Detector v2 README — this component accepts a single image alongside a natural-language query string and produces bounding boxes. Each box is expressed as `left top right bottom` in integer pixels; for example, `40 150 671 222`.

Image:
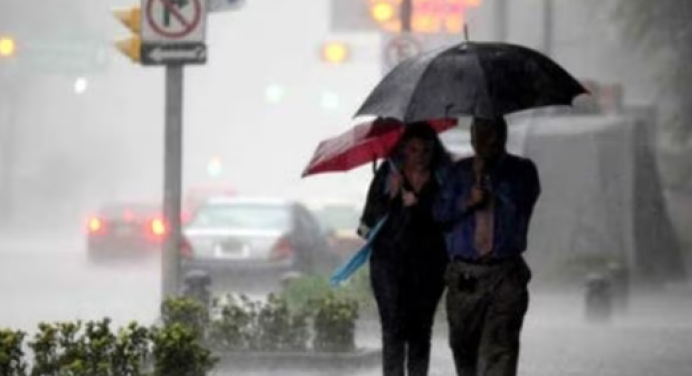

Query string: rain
0 1 691 376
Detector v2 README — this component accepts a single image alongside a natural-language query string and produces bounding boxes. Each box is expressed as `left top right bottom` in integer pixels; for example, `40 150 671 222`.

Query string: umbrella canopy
302 118 456 178
356 41 588 122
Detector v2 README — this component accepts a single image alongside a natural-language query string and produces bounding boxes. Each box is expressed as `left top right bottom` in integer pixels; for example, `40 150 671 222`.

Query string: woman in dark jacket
359 121 450 376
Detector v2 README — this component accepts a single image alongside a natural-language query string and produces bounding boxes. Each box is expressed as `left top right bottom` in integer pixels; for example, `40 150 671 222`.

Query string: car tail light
270 236 295 260
150 218 167 237
88 217 104 233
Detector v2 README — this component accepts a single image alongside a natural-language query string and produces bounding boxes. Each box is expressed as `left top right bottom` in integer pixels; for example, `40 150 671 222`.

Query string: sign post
140 0 207 300
113 0 245 305
162 64 184 300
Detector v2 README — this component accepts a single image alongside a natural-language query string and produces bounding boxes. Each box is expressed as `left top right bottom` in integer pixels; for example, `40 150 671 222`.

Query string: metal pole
542 0 554 57
401 0 412 33
0 76 17 227
162 64 184 301
495 0 508 42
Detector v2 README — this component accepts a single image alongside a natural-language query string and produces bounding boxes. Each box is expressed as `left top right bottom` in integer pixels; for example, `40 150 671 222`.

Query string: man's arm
493 158 541 217
523 158 541 217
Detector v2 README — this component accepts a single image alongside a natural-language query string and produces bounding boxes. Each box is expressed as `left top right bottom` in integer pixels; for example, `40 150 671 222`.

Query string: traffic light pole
162 64 184 299
495 0 508 42
401 0 412 32
0 68 18 227
542 0 554 57
0 94 16 226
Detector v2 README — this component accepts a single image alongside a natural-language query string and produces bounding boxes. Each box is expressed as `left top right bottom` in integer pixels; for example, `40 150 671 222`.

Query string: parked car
304 198 366 259
86 203 166 262
181 196 341 292
182 185 237 223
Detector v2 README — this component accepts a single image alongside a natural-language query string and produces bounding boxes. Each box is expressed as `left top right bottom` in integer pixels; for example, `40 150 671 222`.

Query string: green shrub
311 291 359 352
280 271 375 316
28 322 62 376
208 293 310 352
160 297 209 340
208 289 359 353
0 329 28 376
14 311 214 376
3 287 365 376
208 294 255 351
150 323 216 376
111 322 150 376
255 293 310 352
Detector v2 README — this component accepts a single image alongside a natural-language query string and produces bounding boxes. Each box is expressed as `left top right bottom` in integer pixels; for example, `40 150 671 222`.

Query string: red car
86 203 166 262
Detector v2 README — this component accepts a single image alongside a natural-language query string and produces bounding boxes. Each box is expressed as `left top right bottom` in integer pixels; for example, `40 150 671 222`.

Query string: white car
181 196 340 292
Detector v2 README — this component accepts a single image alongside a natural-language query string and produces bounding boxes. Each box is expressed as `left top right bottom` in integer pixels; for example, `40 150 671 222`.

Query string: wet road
0 232 161 331
1 232 691 376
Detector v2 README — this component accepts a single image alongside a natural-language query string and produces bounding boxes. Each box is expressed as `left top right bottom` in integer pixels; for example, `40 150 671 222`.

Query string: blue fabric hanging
330 215 388 287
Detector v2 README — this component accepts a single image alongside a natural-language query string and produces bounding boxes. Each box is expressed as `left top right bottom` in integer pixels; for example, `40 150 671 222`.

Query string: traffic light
330 0 483 34
112 6 142 62
0 36 16 58
369 0 399 32
371 1 396 23
74 77 89 95
320 91 341 111
320 41 350 65
207 157 223 177
265 84 286 104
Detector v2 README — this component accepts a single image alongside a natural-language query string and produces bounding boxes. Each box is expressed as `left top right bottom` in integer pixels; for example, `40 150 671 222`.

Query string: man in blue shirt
434 117 541 376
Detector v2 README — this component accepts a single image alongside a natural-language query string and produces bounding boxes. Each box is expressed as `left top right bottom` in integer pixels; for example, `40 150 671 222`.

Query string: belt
452 255 519 266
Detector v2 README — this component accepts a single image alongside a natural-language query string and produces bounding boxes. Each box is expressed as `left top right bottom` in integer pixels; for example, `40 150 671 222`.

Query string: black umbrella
355 41 588 122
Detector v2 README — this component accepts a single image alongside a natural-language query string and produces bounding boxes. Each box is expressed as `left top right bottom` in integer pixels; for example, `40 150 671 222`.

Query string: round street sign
384 34 423 70
146 0 203 39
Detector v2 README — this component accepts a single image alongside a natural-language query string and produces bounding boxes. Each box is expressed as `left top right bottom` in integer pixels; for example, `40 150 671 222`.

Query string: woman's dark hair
392 121 451 170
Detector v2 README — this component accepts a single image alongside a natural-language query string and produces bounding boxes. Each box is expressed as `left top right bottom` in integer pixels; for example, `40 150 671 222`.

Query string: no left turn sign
142 0 207 43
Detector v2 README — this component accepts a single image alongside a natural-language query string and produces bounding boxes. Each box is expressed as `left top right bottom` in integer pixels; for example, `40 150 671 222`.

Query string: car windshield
187 203 291 231
315 206 360 230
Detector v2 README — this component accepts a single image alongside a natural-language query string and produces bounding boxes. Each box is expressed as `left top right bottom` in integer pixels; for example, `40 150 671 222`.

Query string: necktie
474 176 494 258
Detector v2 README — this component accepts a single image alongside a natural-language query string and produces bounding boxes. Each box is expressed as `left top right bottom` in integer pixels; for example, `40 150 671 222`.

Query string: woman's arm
358 162 397 238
